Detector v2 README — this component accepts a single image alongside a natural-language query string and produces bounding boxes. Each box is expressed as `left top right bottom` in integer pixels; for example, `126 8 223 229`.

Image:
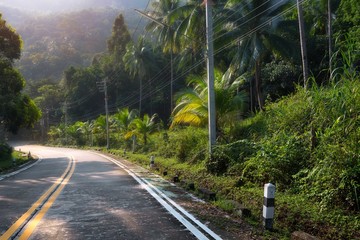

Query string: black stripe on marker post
263 183 276 230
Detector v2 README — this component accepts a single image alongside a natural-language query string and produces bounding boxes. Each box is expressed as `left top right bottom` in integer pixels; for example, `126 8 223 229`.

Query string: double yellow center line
0 156 76 240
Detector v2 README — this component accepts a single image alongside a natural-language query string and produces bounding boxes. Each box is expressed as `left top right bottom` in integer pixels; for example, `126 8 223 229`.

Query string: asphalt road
0 145 222 240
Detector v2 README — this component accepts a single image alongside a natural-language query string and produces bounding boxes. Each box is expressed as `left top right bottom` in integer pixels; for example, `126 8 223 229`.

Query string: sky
0 0 149 13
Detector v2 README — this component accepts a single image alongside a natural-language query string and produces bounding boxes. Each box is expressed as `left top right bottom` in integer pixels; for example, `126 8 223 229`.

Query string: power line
59 0 306 124
63 0 293 111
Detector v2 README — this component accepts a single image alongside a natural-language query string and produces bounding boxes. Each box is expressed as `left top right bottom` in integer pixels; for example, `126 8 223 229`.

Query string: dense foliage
0 14 41 135
0 142 13 163
2 0 359 238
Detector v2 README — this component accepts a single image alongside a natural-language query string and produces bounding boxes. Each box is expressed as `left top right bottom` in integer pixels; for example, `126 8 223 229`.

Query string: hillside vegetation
2 0 360 238
122 76 360 239
0 6 145 82
51 73 360 238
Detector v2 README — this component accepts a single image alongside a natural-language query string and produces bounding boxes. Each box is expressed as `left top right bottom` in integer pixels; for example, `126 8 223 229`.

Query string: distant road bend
0 144 222 240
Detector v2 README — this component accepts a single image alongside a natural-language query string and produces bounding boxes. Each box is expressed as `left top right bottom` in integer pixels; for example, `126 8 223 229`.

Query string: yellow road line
19 158 76 239
0 157 74 240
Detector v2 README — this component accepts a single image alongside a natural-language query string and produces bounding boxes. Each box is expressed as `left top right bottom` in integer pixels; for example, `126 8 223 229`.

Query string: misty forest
1 0 360 238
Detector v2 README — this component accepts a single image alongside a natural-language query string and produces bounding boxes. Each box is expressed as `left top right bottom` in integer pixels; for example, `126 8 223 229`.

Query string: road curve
0 145 222 240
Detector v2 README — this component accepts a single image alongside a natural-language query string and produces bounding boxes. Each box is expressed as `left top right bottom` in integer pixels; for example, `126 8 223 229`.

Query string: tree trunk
144 133 147 145
139 78 142 114
249 77 254 112
297 0 309 89
255 60 263 110
0 123 5 142
328 0 333 80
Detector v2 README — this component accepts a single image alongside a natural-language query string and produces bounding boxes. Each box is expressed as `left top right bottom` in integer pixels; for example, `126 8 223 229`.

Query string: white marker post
263 183 276 230
150 156 155 169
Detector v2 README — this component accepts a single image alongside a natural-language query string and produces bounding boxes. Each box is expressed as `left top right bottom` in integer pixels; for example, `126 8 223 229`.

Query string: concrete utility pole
97 78 110 149
205 0 216 155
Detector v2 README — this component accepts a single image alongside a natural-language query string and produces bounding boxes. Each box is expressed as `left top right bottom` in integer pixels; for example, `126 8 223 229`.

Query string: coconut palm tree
127 114 160 145
297 0 309 88
48 124 66 143
112 108 139 132
123 37 161 114
146 0 181 54
217 0 295 109
92 115 107 146
144 0 182 112
65 121 88 146
76 121 93 146
166 0 207 71
171 69 247 135
111 108 139 145
305 0 340 80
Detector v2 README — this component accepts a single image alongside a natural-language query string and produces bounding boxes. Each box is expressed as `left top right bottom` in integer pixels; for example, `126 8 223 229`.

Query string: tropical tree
112 108 139 131
297 0 309 88
146 0 181 54
166 0 207 71
65 121 85 146
67 121 94 146
128 114 160 145
0 14 22 62
62 65 104 122
48 124 66 144
0 15 41 136
334 0 360 71
123 37 162 114
171 69 247 138
107 14 131 65
92 115 107 146
217 0 296 110
111 108 139 145
145 0 183 113
306 0 340 72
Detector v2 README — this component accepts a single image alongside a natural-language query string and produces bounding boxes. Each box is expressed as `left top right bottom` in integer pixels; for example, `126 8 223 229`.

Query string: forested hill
0 5 146 82
0 0 149 13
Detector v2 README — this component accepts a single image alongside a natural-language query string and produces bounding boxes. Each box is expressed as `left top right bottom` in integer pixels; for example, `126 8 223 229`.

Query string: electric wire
61 0 306 124
60 0 287 110
99 0 302 112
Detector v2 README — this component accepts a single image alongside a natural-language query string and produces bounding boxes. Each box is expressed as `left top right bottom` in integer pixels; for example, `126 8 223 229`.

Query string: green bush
262 60 301 101
0 142 13 162
206 140 256 175
241 131 310 190
232 79 360 210
155 127 208 162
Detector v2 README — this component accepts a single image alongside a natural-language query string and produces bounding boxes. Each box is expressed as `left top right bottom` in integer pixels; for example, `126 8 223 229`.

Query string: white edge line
94 152 213 240
142 177 222 240
0 156 43 181
102 155 220 239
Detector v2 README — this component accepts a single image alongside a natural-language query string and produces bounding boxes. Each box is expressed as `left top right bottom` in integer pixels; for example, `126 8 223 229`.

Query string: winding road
0 144 222 240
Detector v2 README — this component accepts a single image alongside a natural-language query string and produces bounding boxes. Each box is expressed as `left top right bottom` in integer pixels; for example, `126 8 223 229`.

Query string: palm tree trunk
0 122 5 142
255 60 263 110
144 133 147 145
149 79 153 115
328 0 333 80
139 78 142 114
297 0 309 89
249 78 254 112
